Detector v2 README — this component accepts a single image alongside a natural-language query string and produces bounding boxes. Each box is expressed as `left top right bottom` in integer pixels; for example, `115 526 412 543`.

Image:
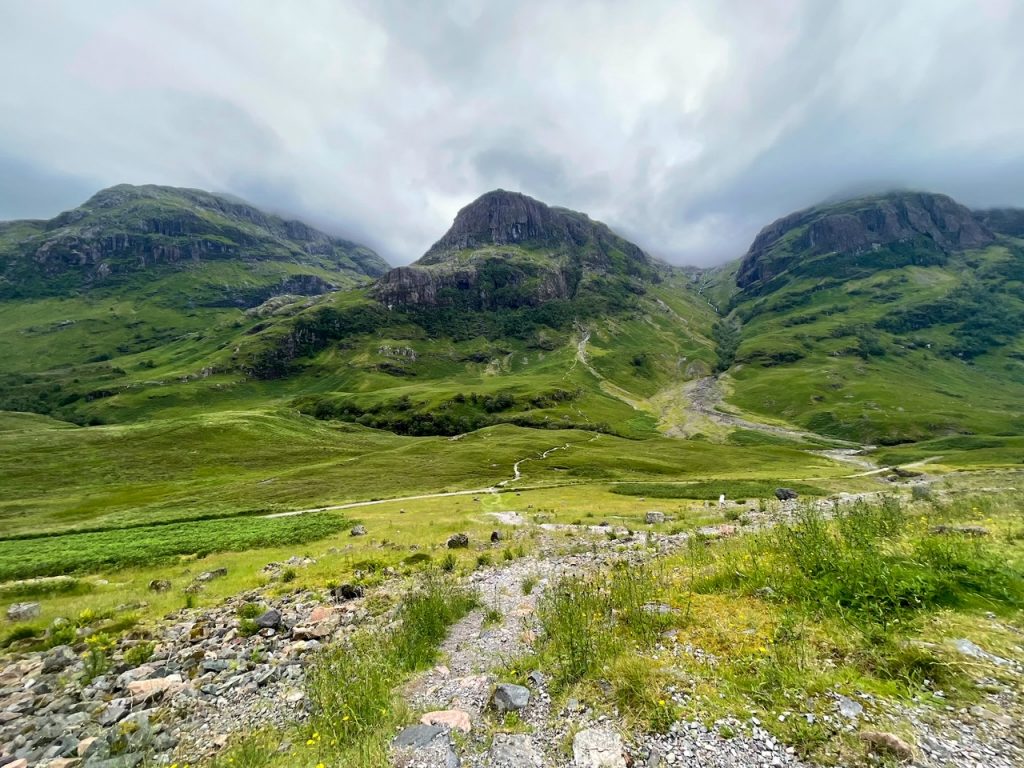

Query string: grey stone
572 727 626 767
97 698 131 727
195 568 227 582
255 609 281 629
392 724 444 749
447 533 469 549
491 683 530 714
6 602 40 622
488 733 544 767
645 511 665 524
147 579 172 592
774 488 798 501
42 645 78 673
350 525 367 537
836 695 863 719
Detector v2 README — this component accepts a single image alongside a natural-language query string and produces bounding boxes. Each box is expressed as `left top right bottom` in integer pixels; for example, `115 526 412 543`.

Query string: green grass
611 480 827 500
523 494 1024 761
0 512 353 581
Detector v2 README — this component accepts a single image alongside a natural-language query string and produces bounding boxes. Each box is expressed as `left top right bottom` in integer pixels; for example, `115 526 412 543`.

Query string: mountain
715 191 1024 447
0 184 387 421
0 184 387 301
373 190 658 311
736 191 994 291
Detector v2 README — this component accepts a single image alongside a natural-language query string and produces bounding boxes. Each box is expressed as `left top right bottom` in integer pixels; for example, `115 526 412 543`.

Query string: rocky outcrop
373 189 654 309
737 192 995 289
373 260 571 309
420 190 646 265
975 207 1024 238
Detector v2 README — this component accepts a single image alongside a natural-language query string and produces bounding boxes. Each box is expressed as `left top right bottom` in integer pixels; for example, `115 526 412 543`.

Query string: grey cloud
1 0 1023 266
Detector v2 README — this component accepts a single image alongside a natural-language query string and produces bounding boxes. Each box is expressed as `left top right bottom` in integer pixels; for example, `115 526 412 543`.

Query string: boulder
447 533 469 549
42 644 78 673
255 609 281 630
331 584 364 601
350 525 367 537
6 601 40 621
491 683 530 714
147 579 172 592
393 724 445 749
490 530 503 543
572 727 627 768
774 488 798 501
195 568 227 582
644 511 665 524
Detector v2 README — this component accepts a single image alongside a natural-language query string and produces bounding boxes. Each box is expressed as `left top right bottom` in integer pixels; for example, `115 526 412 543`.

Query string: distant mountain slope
0 184 387 300
717 191 1024 445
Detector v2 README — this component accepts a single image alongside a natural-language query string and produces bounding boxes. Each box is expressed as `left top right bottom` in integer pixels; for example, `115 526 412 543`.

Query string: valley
0 185 1022 768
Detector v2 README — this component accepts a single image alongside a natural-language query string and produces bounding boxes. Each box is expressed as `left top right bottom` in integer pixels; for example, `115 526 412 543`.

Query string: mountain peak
419 189 612 265
737 190 995 290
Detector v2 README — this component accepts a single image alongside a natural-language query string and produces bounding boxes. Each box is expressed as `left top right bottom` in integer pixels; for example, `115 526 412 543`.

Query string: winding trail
264 436 596 519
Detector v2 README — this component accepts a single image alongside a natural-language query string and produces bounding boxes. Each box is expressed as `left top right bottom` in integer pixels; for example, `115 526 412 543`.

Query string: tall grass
536 563 670 690
303 573 477 765
694 497 1024 631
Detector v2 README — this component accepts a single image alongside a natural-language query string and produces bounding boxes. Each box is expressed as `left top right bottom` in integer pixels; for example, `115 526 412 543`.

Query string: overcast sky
2 0 1023 266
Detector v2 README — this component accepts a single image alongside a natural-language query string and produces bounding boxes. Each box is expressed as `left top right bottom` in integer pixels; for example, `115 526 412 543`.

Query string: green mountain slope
715 191 1024 447
0 185 388 421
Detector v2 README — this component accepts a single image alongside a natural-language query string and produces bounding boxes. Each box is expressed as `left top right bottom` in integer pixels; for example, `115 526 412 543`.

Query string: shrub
124 641 155 668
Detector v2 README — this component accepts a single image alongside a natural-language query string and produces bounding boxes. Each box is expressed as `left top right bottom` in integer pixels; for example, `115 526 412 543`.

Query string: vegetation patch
0 513 353 581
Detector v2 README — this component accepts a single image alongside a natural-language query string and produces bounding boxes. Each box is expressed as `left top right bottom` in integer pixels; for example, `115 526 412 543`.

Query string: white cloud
1 0 1022 265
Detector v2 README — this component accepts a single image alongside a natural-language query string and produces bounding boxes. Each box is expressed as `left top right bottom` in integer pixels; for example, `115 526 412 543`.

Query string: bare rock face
737 192 995 289
419 190 619 262
372 189 654 309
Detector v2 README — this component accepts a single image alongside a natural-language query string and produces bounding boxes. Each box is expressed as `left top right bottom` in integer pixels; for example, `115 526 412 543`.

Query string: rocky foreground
1 509 1022 768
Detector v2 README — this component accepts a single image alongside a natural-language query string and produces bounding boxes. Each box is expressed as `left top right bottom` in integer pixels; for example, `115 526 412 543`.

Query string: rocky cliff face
420 189 645 264
737 192 995 289
975 207 1024 238
375 190 652 309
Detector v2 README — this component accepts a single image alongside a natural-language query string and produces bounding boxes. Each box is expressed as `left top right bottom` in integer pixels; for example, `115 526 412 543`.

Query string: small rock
126 674 184 703
350 525 367 537
6 602 40 621
255 609 281 629
447 533 469 549
42 645 78 673
859 731 913 762
195 568 227 582
491 683 530 714
392 724 445 748
488 733 544 767
774 488 798 501
147 579 171 592
836 694 863 719
645 511 665 524
572 727 627 767
332 584 364 601
420 709 472 733
490 530 503 543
